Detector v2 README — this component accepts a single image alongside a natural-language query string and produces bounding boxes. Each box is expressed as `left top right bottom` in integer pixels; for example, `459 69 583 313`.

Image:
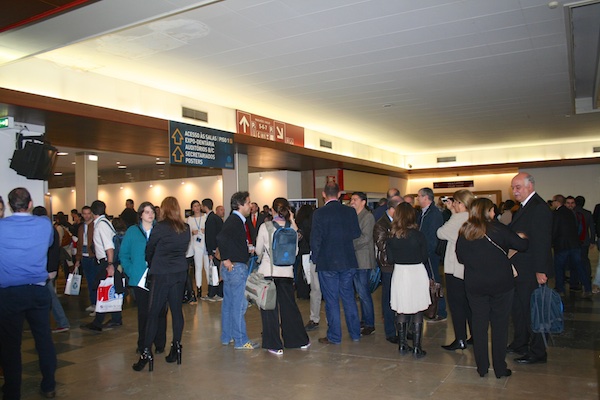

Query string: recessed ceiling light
118 165 127 169
57 152 68 156
71 162 76 165
156 161 165 165
116 161 121 164
53 172 63 176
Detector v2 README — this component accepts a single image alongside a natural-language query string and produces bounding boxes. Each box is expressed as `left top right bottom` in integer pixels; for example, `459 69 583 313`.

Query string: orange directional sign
169 121 234 169
236 110 304 147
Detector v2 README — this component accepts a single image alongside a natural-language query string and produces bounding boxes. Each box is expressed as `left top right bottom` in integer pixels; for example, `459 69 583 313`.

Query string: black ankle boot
165 341 182 364
132 348 154 372
412 323 426 359
397 322 413 354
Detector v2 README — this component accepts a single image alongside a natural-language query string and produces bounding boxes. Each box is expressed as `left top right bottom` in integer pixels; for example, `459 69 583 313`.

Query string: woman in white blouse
437 189 475 351
255 197 310 355
186 200 209 301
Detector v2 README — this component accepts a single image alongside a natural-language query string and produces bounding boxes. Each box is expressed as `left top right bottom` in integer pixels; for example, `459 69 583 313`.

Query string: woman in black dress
456 198 528 378
133 197 190 371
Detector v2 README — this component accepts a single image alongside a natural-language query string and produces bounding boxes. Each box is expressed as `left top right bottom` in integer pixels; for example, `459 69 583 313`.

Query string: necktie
245 221 252 245
252 213 257 227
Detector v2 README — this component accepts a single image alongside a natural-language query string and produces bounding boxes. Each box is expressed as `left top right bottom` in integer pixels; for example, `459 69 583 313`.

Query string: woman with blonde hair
437 189 475 351
133 197 190 371
386 202 430 358
456 198 528 378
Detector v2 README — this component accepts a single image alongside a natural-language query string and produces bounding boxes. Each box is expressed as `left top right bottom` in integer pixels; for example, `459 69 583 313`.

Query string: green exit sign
0 116 14 129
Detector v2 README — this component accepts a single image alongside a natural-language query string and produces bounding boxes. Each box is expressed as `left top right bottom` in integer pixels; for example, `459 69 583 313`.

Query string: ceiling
1 0 600 183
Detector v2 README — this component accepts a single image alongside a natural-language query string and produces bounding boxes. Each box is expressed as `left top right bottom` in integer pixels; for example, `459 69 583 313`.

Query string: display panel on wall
289 198 318 211
169 121 234 169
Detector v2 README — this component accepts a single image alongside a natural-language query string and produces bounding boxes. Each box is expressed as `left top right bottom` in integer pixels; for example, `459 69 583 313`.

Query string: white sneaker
89 311 96 317
213 295 223 302
85 305 95 312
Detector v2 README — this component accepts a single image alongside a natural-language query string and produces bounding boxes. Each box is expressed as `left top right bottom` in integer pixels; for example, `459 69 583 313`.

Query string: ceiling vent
593 147 600 153
437 156 456 163
320 139 332 149
182 107 208 122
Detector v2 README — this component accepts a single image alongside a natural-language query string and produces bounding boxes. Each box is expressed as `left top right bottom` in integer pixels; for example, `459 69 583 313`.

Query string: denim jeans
554 248 591 293
47 279 69 328
221 262 250 346
81 256 99 305
319 269 360 343
353 269 375 327
0 284 57 399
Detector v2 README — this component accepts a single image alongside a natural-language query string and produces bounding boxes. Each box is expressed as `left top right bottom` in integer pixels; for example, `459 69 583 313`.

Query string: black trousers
260 278 309 350
133 286 167 352
144 270 187 348
445 274 472 341
511 277 546 357
468 289 513 376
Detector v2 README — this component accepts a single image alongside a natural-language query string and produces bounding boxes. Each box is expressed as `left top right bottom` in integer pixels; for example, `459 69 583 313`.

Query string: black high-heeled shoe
165 341 182 364
496 369 512 379
132 348 154 372
441 339 467 351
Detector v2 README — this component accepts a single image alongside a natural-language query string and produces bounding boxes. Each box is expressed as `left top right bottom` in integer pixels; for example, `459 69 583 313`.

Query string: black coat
145 221 190 275
509 193 553 280
456 221 528 296
204 211 224 257
217 213 249 264
552 206 580 251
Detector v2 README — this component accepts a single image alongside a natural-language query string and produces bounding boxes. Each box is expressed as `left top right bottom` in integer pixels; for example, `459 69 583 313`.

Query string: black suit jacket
509 192 553 280
145 221 191 275
552 206 580 251
310 200 361 271
204 211 223 257
373 213 393 273
245 212 265 245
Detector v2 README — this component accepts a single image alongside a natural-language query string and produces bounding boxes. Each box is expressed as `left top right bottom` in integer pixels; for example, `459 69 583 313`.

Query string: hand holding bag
64 267 82 295
245 222 278 310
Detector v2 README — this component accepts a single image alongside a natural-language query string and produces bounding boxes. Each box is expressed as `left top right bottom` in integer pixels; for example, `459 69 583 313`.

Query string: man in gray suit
350 192 376 336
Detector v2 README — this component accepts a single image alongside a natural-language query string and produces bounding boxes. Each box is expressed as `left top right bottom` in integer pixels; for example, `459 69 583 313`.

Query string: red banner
236 110 304 147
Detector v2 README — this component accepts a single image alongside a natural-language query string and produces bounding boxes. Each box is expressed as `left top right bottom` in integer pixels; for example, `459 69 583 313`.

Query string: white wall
0 125 48 216
49 171 302 217
525 165 600 208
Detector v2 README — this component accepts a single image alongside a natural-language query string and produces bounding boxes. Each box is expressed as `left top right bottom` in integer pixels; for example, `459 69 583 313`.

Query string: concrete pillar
75 152 98 210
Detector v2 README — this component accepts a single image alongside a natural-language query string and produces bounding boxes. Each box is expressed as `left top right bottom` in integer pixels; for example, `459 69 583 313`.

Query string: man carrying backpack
81 200 123 332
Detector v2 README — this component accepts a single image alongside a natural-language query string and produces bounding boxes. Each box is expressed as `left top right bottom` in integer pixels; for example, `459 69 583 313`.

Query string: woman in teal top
120 201 167 354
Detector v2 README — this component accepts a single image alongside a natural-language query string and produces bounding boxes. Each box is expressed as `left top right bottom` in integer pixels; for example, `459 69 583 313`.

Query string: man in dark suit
202 198 224 300
373 195 403 343
508 172 553 364
416 187 446 321
311 182 361 344
245 202 265 245
574 196 595 292
551 195 592 296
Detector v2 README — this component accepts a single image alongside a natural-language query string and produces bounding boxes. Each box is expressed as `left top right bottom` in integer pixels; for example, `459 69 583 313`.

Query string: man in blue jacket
0 187 56 399
311 182 361 344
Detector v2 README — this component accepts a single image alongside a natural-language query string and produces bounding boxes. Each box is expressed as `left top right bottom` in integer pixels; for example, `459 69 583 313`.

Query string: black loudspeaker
10 141 58 180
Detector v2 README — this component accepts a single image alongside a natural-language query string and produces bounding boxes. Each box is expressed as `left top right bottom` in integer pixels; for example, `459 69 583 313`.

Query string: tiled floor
14 256 600 400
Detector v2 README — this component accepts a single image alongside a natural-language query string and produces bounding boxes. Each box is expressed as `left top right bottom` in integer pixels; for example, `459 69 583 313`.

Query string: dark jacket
310 200 361 271
120 207 138 228
75 221 95 262
456 221 528 296
509 192 553 280
373 213 393 273
204 211 223 258
417 204 444 267
552 206 580 251
145 221 190 275
245 212 265 245
47 228 61 273
217 212 250 264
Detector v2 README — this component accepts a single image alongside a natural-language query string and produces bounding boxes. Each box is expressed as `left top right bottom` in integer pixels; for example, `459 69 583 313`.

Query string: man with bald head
508 172 552 365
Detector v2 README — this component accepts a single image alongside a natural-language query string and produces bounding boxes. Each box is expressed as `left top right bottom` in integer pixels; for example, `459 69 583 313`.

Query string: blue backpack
265 221 298 266
531 284 564 346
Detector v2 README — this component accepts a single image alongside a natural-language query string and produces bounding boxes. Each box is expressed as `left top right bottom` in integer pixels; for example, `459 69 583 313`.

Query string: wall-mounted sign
0 116 14 129
433 180 474 189
236 110 304 147
169 121 234 169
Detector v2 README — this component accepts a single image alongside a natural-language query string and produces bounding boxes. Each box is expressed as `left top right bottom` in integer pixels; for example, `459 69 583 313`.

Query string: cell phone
441 196 453 202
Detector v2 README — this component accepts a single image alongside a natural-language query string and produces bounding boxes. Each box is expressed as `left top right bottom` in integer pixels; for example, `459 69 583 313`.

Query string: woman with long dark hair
121 202 167 355
387 202 430 358
255 197 310 355
456 198 528 378
133 197 190 371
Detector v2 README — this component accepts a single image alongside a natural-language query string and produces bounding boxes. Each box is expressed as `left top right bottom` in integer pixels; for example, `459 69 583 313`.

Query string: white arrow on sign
276 126 284 140
239 116 250 133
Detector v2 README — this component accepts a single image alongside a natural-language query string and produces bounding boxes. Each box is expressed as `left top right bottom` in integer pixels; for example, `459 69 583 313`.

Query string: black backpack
100 219 123 267
265 221 298 266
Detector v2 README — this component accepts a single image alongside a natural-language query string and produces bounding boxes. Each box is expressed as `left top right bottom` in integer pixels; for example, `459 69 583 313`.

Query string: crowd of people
1 170 600 397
